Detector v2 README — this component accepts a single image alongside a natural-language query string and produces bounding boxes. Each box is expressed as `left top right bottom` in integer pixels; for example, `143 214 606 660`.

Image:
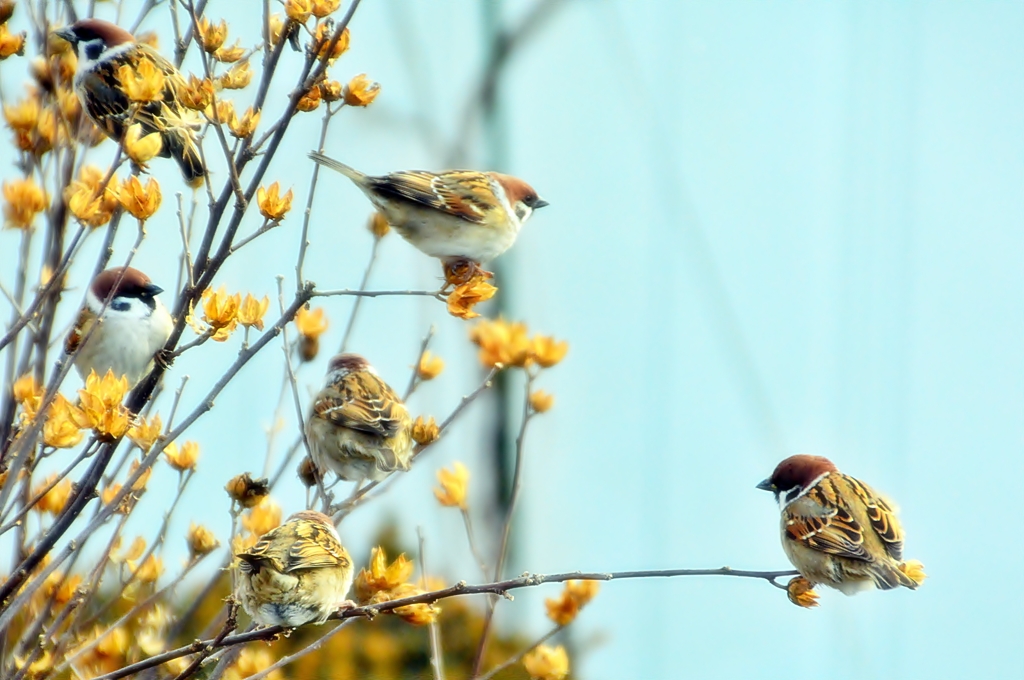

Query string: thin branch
478 625 562 680
338 238 381 353
94 566 798 680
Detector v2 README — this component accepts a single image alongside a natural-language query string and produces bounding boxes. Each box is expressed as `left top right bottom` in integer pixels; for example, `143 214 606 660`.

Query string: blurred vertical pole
478 0 516 540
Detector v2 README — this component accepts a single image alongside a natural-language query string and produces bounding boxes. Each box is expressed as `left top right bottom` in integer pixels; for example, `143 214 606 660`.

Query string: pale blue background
1 1 1021 678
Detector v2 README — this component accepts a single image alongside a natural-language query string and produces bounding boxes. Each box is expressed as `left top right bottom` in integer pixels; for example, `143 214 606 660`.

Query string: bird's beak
143 283 164 296
533 198 549 210
53 27 77 46
755 478 775 492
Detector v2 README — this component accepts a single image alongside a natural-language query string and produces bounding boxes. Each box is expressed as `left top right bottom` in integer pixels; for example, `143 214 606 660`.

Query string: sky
2 1 1022 678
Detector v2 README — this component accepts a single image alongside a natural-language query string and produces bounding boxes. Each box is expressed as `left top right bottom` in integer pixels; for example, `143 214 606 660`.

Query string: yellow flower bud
225 472 270 509
416 350 444 381
111 175 161 221
411 415 439 446
529 390 555 413
123 123 163 164
196 17 227 53
163 440 199 472
187 522 219 558
433 462 468 509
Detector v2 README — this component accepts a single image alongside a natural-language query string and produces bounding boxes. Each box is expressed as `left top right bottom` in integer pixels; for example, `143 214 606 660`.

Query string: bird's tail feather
308 151 363 182
162 130 205 187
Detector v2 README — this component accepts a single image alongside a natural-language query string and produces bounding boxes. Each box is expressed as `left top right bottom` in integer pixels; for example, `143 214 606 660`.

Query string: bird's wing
80 62 130 139
240 521 348 573
313 372 406 439
64 307 95 356
843 475 905 561
368 170 494 224
783 476 872 562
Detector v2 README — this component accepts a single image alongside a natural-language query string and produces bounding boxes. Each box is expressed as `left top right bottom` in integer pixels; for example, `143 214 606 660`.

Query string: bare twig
95 566 798 680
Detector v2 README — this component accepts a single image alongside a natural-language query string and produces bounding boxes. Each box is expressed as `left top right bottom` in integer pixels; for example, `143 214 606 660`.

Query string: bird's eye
84 41 104 61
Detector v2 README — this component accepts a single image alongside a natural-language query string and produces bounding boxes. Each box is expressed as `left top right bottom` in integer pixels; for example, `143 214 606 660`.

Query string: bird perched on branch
758 454 924 595
234 511 355 628
305 353 413 486
54 19 205 185
308 152 547 283
65 266 173 387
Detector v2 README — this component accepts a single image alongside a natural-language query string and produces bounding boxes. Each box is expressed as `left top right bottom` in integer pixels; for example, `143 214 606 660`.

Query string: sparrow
234 510 355 628
305 353 413 486
308 152 547 281
757 454 921 594
65 266 173 386
54 19 205 185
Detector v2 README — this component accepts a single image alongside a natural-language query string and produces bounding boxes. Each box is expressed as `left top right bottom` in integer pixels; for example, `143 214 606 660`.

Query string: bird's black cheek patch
84 41 105 60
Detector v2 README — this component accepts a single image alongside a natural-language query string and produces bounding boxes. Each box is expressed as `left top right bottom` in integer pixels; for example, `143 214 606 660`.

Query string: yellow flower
227 106 259 138
343 74 380 107
4 96 40 149
225 648 282 680
44 572 82 606
267 14 287 48
219 61 252 90
196 17 227 53
416 350 444 380
241 498 281 537
469 318 532 368
296 85 321 112
544 589 578 626
315 24 350 62
33 474 72 515
367 211 390 238
257 182 293 220
319 79 343 102
129 554 163 584
295 306 328 338
285 0 313 22
128 459 152 491
237 294 270 331
311 0 341 18
163 440 199 472
899 559 927 587
43 394 84 449
13 373 41 404
565 579 600 607
523 645 569 680
187 522 219 558
3 178 47 230
111 175 161 221
545 579 599 625
127 413 162 453
354 547 414 602
0 23 25 59
370 583 440 626
786 576 819 608
434 462 468 509
181 75 214 111
123 123 163 164
411 415 439 446
117 58 165 102
213 40 245 61
66 166 119 228
206 99 235 125
529 390 555 413
201 285 241 335
224 472 270 509
532 336 569 368
447 276 497 320
70 370 131 440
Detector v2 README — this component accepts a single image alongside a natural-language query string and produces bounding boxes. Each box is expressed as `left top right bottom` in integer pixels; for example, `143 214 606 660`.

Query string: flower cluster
469 319 569 369
187 287 269 342
69 370 131 440
354 547 440 625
